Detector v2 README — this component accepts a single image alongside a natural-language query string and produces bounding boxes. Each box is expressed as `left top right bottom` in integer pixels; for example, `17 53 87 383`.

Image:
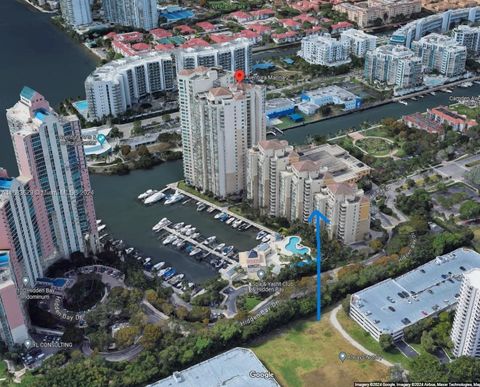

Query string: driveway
395 340 418 358
433 347 450 364
329 305 393 367
222 285 249 317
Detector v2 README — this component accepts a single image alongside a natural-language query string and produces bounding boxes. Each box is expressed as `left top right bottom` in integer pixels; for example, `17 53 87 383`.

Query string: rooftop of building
415 33 463 47
373 44 417 58
295 143 371 180
147 347 279 387
464 268 480 289
351 248 480 335
258 139 290 151
86 52 172 82
176 37 251 54
341 28 376 39
403 112 444 133
303 85 357 102
265 98 295 110
429 106 470 123
302 33 343 45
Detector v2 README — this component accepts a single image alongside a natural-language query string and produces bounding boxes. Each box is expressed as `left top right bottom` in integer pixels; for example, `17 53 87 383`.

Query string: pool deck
168 182 277 236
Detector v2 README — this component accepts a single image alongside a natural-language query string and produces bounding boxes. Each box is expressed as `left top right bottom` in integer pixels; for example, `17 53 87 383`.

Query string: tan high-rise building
179 67 265 198
314 183 370 245
247 140 371 243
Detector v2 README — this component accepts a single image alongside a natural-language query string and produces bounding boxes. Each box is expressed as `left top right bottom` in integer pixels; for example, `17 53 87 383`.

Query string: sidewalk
329 305 393 368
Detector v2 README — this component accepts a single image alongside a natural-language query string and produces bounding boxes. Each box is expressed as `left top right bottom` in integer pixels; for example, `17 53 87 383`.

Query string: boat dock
167 183 276 236
159 225 237 265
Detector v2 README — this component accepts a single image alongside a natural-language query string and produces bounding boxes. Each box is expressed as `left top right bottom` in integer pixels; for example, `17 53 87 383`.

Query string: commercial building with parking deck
350 248 480 341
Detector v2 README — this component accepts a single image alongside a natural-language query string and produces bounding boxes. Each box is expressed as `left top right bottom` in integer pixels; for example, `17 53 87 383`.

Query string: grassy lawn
356 137 395 157
251 309 390 387
336 309 412 370
364 126 391 139
177 181 226 207
244 296 262 311
450 103 480 120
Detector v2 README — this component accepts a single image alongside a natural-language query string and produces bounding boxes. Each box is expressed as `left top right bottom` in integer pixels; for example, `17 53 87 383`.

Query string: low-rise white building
301 85 361 111
351 248 480 341
298 34 351 67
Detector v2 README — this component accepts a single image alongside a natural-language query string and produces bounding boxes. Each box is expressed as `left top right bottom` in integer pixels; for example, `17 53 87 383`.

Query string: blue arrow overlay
308 209 330 321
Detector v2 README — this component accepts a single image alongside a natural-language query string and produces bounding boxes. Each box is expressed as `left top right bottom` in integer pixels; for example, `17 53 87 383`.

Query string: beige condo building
334 0 421 28
247 140 371 244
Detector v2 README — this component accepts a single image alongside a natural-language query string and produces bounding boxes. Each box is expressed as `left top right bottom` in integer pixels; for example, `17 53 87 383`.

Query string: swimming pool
73 100 88 112
284 236 310 256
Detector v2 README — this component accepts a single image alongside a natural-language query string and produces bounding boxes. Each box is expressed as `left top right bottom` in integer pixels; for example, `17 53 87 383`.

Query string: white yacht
226 217 235 225
232 220 242 228
190 248 202 256
191 233 200 239
138 189 156 200
162 235 176 245
125 247 134 254
173 222 184 230
158 267 171 276
165 191 185 205
215 243 225 251
98 224 106 232
153 262 165 271
262 235 271 243
144 191 166 205
214 212 225 219
144 257 152 264
256 231 267 240
398 100 408 106
96 219 102 225
152 218 170 232
185 227 196 236
204 236 216 245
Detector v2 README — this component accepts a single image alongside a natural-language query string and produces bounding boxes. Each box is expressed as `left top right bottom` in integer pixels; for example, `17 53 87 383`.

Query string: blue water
73 100 88 112
285 236 309 255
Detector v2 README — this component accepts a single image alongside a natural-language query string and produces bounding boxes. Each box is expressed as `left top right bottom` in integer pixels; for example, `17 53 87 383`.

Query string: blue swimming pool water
285 236 309 255
73 100 88 112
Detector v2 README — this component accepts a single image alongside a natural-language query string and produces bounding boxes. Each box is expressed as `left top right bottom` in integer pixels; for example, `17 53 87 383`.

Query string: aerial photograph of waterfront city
3 0 480 386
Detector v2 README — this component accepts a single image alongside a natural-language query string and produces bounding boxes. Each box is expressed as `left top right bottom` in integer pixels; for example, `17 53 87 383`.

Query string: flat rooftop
297 143 371 181
147 347 280 387
352 248 480 335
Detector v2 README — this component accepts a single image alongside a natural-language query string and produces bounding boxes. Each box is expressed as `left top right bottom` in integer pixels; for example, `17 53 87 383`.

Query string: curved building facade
391 7 480 47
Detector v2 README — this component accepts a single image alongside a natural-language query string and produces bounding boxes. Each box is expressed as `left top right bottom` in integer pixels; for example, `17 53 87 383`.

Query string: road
329 305 394 368
81 338 143 362
222 285 249 316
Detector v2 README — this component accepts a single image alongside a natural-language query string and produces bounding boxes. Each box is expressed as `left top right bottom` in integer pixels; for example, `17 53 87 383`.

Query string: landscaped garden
63 274 106 312
355 137 395 157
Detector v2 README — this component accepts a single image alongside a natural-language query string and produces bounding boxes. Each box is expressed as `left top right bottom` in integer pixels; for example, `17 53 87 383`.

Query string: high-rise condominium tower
0 251 29 350
178 67 265 198
103 0 158 30
451 268 480 358
6 87 99 264
59 0 92 27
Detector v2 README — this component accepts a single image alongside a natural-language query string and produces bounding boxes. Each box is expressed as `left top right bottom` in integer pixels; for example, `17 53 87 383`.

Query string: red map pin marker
234 69 245 83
